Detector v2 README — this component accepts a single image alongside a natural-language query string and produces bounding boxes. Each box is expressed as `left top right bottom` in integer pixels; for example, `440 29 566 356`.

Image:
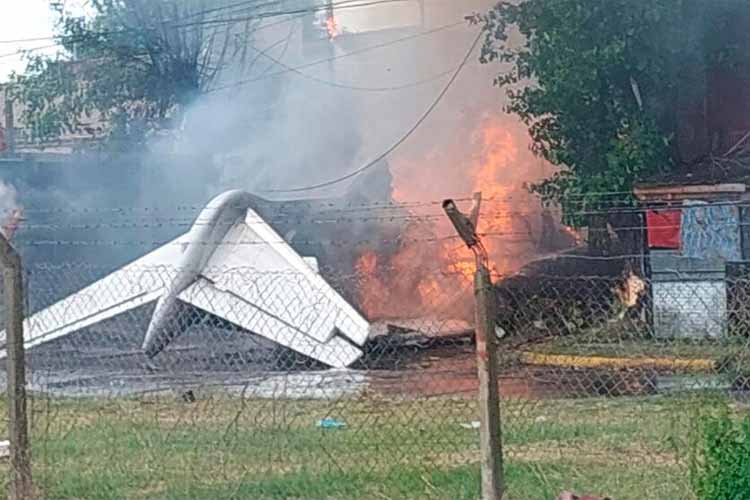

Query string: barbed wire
0 195 480 215
11 210 531 226
2 198 747 220
16 232 536 248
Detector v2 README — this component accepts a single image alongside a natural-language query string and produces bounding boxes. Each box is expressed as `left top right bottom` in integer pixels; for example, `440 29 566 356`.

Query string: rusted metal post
0 233 32 499
3 91 16 155
443 193 504 500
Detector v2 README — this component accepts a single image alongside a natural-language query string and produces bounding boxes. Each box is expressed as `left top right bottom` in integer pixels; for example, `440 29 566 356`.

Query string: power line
169 0 287 22
260 28 484 194
0 0 419 46
0 12 293 62
4 20 468 142
4 19 463 106
0 0 288 45
2 0 450 99
251 43 457 92
207 21 466 92
0 37 60 46
0 0 282 46
0 44 61 61
173 0 421 29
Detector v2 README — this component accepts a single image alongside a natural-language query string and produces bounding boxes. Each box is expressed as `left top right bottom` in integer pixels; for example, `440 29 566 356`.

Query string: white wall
653 280 726 338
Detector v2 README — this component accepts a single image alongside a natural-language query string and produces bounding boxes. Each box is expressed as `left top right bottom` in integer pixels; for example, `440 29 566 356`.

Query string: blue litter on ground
317 418 347 429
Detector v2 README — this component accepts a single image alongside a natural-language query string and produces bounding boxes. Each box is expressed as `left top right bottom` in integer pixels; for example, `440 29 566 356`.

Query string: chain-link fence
4 257 487 500
1 208 748 499
493 267 750 500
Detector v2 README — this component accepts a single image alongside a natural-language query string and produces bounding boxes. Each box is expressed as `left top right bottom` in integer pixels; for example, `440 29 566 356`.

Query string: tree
10 0 263 149
479 0 750 247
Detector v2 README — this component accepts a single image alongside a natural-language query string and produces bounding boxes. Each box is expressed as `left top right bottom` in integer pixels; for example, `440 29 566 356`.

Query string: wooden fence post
443 194 504 500
0 233 32 499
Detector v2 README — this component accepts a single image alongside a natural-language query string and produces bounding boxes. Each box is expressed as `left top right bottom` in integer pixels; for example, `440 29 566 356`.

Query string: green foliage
479 0 750 221
9 0 256 147
691 407 750 499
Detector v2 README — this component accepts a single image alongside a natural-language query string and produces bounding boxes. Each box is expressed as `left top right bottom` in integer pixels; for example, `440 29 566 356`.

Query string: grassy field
0 390 736 499
527 336 750 368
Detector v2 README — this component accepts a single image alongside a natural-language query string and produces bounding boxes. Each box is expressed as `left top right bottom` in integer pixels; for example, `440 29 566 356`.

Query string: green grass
531 336 749 363
0 392 738 499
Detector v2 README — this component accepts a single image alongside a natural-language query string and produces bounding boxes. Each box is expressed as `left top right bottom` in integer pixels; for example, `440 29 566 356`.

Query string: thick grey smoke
10 0 555 305
166 0 503 200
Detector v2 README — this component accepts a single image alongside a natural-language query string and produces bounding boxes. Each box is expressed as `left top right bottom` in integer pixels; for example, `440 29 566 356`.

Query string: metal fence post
443 194 504 500
0 233 32 499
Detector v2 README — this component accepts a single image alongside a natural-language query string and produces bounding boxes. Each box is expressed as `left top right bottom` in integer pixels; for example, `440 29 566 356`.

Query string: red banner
646 210 681 249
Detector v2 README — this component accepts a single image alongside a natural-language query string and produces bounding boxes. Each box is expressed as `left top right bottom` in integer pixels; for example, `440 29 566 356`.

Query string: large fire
355 114 554 321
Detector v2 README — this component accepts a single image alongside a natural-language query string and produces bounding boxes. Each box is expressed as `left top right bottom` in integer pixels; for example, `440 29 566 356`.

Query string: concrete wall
652 280 727 339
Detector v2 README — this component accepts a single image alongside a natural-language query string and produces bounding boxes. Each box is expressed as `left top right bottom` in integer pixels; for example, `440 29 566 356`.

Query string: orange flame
355 251 389 319
355 114 557 321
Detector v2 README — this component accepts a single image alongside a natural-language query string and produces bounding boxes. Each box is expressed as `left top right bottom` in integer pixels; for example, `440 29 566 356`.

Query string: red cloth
646 210 681 249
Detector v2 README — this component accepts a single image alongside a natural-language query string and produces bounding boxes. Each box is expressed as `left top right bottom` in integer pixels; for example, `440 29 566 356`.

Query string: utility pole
443 192 504 500
3 89 16 155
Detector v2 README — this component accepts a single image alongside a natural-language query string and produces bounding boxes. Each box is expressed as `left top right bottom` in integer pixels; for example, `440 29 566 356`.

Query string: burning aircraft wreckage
0 190 632 400
0 190 371 369
0 185 589 389
0 118 603 391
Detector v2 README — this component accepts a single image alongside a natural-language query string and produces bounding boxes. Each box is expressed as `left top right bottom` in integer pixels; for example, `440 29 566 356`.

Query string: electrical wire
3 21 468 134
0 0 290 44
208 21 465 92
251 44 457 92
0 44 62 60
0 0 421 46
259 28 483 194
1 19 468 140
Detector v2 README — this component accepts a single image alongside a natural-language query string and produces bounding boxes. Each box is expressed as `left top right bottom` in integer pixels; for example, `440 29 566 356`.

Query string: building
634 150 750 339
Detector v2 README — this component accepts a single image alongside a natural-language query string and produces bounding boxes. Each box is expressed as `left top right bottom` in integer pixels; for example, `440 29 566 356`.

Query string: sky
0 0 90 82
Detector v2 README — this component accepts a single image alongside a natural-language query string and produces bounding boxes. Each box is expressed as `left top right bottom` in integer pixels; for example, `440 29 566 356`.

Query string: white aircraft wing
0 200 370 369
0 237 185 357
178 210 370 367
179 278 362 367
199 210 369 345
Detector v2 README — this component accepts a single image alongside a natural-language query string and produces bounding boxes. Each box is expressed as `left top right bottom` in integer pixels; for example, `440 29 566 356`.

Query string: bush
691 409 750 499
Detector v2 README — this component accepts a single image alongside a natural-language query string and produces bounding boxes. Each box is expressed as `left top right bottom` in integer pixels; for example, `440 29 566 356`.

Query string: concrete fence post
0 232 32 499
443 193 504 500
